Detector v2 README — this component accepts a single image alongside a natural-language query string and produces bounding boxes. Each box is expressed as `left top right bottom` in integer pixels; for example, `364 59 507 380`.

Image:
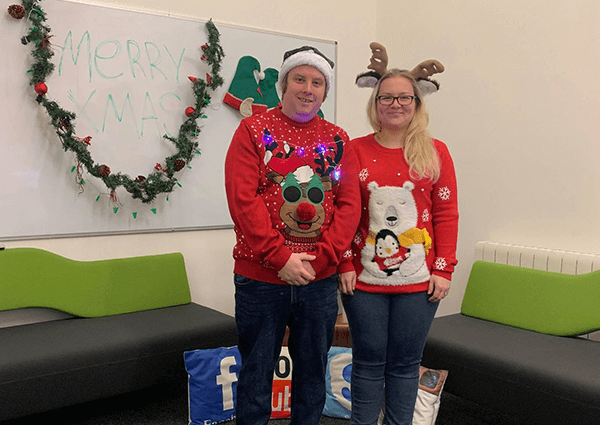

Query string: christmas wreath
9 0 225 207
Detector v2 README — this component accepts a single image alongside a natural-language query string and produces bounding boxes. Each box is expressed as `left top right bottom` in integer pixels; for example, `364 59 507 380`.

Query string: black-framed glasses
377 95 417 106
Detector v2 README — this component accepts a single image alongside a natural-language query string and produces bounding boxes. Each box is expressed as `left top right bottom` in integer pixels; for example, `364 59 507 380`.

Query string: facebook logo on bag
185 346 241 425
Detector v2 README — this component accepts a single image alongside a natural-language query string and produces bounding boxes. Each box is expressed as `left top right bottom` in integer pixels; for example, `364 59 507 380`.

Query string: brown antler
409 60 445 81
367 42 388 76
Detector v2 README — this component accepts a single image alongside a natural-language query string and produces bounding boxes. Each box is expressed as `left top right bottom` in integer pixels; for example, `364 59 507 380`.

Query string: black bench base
422 314 600 425
0 303 237 421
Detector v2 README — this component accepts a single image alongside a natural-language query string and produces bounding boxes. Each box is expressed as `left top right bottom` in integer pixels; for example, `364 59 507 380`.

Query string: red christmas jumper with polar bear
338 134 458 294
225 107 360 285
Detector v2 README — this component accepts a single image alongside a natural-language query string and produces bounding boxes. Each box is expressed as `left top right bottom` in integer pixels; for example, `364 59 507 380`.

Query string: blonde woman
339 69 458 425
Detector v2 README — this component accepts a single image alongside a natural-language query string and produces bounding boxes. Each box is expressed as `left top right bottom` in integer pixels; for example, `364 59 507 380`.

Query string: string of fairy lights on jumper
8 1 225 215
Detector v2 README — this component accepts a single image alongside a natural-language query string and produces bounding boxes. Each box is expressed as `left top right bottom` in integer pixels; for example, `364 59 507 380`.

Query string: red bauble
34 82 48 95
185 107 195 117
188 76 198 82
206 73 211 85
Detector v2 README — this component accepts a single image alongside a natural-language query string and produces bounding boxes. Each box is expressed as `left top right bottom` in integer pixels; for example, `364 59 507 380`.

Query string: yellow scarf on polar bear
366 227 432 254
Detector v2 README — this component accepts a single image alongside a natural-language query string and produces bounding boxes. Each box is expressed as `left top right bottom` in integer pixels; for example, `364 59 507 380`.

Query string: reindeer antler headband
355 42 445 95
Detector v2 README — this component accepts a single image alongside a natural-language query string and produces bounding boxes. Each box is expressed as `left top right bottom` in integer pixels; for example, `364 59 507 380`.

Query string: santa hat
279 46 334 95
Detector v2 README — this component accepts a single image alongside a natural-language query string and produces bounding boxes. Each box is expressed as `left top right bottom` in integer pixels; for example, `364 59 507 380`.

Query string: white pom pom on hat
279 46 334 94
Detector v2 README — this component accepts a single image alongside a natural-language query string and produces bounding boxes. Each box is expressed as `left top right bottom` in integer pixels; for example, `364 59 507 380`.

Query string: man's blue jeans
234 274 339 425
341 290 438 425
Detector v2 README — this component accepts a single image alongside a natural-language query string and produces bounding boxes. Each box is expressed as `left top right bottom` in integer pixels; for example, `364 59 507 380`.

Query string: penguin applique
372 229 409 277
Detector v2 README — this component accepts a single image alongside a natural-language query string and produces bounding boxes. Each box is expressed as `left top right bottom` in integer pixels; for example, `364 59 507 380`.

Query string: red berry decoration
76 136 92 145
185 107 195 117
126 175 146 193
8 4 26 19
98 165 111 177
206 73 212 85
188 76 198 82
134 175 146 189
34 82 48 95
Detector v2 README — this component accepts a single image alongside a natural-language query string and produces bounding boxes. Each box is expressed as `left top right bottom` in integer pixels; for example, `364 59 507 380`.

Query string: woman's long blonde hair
367 69 440 182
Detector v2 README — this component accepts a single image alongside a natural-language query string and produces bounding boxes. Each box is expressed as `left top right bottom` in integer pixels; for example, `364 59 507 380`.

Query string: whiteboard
0 0 336 240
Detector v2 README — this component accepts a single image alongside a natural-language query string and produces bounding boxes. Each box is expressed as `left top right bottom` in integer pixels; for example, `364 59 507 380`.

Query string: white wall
7 0 598 319
2 0 375 317
377 0 600 315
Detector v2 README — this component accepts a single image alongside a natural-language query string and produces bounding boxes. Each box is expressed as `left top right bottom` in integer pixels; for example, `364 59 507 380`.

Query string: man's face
281 65 326 123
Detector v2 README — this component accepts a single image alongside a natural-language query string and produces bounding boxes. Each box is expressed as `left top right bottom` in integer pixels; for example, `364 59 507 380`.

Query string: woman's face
376 76 416 131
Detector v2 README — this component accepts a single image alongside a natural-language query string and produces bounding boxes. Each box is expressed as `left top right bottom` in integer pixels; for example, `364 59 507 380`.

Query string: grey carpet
2 380 522 424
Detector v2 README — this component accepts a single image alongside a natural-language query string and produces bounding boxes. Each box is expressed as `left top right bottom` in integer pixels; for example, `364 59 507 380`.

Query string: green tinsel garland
20 0 225 204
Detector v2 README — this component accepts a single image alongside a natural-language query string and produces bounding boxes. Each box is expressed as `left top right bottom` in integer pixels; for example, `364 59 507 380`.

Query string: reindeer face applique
278 172 329 238
263 128 343 239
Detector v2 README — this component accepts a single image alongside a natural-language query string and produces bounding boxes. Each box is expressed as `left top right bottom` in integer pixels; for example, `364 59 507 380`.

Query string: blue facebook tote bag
185 346 241 424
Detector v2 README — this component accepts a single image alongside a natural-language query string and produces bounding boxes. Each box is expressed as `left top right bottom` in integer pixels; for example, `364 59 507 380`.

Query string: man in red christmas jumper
225 46 360 425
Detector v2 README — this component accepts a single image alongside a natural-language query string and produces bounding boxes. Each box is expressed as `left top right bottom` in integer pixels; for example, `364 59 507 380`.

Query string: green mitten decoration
258 68 280 109
224 57 282 117
224 56 267 116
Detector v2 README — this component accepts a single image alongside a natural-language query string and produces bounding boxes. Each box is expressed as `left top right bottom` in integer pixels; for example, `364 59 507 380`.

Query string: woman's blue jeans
234 274 339 425
342 290 438 425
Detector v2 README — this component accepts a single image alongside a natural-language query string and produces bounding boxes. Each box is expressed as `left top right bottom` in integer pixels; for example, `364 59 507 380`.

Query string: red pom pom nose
296 202 315 222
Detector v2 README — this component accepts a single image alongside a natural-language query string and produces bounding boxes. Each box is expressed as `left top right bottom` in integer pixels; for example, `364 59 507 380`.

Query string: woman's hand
338 271 357 295
428 274 450 302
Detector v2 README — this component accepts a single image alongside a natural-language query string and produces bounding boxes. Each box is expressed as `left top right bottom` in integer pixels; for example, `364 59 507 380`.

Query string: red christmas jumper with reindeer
338 134 458 294
225 106 361 285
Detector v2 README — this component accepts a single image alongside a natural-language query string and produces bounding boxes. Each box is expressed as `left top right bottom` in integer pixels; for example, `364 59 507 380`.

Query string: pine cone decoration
175 159 186 171
132 175 146 191
8 4 26 19
98 165 111 177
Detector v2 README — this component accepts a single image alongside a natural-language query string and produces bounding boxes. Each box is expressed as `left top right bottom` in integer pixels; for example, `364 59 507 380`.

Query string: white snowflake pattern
359 168 369 182
343 250 353 258
353 231 362 245
438 186 451 201
422 209 430 222
435 258 447 270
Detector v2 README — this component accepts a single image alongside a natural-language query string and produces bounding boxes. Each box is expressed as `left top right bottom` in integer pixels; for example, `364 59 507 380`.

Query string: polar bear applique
359 181 431 286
